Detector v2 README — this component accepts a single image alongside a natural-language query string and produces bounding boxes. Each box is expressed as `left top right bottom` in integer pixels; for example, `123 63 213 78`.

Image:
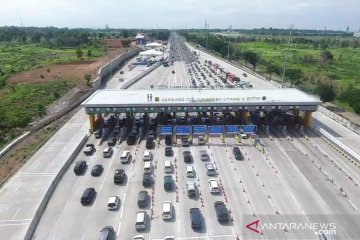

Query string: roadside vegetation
183 29 360 114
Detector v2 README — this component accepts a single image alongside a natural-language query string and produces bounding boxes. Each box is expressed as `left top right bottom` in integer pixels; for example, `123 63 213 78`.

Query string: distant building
135 33 147 45
354 32 360 38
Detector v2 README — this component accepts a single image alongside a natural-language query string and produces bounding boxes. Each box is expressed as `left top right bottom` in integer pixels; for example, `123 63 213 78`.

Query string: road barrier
121 62 162 89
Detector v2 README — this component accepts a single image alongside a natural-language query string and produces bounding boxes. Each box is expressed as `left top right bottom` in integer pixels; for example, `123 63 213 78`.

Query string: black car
172 70 175 74
99 226 115 240
143 173 153 187
165 136 172 146
183 151 192 163
233 147 244 160
146 139 154 149
164 175 173 191
165 146 173 156
190 208 202 229
74 161 87 175
91 164 103 177
148 130 156 139
214 201 230 222
114 169 125 184
108 137 117 146
81 187 96 205
137 191 149 208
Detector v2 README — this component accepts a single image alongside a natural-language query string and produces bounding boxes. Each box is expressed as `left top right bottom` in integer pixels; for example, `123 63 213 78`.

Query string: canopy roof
139 49 163 56
145 42 163 48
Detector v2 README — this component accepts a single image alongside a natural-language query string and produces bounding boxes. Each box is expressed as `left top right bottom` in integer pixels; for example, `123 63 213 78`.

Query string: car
165 136 172 146
74 160 87 175
81 187 96 205
214 201 230 222
114 169 125 184
94 129 102 139
206 163 216 176
186 165 195 177
163 237 175 240
99 226 115 240
108 136 117 146
183 151 192 163
190 208 202 229
83 144 95 155
133 235 145 240
146 139 154 149
199 150 209 162
143 151 153 161
143 173 153 187
108 196 120 210
137 191 149 208
120 71 124 74
172 70 175 74
164 175 173 190
186 181 197 197
181 137 190 146
198 136 205 145
208 178 220 193
120 151 131 164
233 147 244 160
91 164 103 176
165 146 173 156
103 147 113 158
243 73 247 77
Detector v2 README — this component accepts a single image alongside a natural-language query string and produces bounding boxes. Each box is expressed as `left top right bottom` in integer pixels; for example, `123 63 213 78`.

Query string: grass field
234 40 360 90
0 43 105 86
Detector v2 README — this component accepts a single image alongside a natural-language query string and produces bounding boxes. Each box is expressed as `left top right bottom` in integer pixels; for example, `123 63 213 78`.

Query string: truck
227 73 240 83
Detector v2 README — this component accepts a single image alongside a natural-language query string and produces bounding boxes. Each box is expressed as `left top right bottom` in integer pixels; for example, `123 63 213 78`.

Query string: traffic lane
186 43 277 90
209 138 288 240
176 144 207 238
130 65 169 89
117 142 152 240
150 142 178 239
191 144 237 238
81 142 138 239
289 132 360 209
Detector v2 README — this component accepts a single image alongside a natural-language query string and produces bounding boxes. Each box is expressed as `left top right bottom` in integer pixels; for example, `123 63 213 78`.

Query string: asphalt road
32 33 360 240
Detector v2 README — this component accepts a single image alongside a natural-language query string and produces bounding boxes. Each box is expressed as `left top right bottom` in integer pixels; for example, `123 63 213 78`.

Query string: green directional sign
144 107 155 113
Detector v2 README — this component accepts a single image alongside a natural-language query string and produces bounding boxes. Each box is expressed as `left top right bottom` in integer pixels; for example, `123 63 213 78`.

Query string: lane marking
0 219 31 223
72 177 81 193
348 200 359 212
116 221 121 237
0 222 30 227
12 207 20 220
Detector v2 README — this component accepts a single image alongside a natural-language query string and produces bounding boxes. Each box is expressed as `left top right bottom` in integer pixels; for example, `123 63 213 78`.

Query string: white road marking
72 177 81 192
120 193 126 219
348 199 359 212
0 222 30 227
116 221 121 237
100 154 116 191
151 235 237 240
12 207 20 220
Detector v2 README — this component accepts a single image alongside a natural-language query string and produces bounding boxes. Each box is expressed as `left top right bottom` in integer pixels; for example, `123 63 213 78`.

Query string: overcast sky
0 0 359 31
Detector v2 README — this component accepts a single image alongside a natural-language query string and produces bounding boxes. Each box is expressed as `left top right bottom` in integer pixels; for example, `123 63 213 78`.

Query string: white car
120 151 131 163
133 235 145 240
107 196 120 210
208 178 220 193
103 147 113 158
143 151 153 161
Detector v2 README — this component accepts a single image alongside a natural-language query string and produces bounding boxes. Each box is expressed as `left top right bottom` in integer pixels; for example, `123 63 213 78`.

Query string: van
120 151 131 164
206 163 216 176
186 166 195 177
107 196 120 210
135 211 147 231
143 151 153 161
162 201 173 220
144 161 152 173
164 160 172 173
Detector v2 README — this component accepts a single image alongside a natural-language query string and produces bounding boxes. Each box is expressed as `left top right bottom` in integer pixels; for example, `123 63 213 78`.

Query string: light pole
227 25 232 60
281 25 293 85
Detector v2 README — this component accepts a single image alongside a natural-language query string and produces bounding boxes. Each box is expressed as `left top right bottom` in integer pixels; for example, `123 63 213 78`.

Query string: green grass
0 42 105 86
235 41 360 89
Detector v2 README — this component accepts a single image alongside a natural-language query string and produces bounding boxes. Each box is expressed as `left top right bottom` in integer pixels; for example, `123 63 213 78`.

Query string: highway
28 33 360 240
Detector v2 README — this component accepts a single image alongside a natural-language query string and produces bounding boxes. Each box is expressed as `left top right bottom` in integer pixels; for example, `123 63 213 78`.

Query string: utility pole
227 25 232 60
281 25 293 85
204 19 207 49
156 23 159 40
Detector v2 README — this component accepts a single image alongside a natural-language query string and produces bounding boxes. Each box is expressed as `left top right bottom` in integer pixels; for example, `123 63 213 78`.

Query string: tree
37 104 46 117
321 50 333 64
84 73 92 86
285 68 303 87
87 49 92 58
76 49 83 59
266 63 279 80
316 83 336 103
122 29 129 38
121 39 131 48
243 51 260 71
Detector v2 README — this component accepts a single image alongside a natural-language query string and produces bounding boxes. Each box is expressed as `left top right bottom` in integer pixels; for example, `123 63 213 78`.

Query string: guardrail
121 62 162 89
316 128 360 165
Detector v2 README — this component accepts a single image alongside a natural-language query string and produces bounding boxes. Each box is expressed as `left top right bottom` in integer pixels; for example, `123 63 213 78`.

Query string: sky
0 0 359 31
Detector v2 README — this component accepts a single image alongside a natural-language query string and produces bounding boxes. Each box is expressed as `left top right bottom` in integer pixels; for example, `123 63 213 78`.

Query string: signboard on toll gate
240 125 257 134
192 125 207 135
175 126 191 135
225 125 240 134
159 126 173 135
208 125 224 135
